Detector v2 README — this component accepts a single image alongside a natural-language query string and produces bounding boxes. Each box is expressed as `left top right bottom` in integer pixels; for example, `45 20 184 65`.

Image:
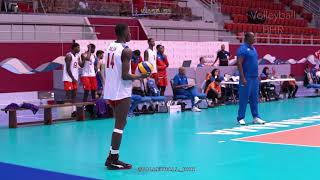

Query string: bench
1 102 96 128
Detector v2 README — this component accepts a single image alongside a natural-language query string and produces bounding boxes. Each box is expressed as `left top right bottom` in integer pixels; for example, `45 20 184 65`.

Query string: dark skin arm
65 55 77 82
96 60 104 86
237 56 247 86
213 57 219 65
79 46 92 68
79 54 85 68
122 48 149 80
213 51 220 65
144 50 149 61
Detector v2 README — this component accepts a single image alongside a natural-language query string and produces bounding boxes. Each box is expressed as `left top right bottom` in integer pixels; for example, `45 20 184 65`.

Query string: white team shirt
103 42 132 100
81 54 96 77
63 52 80 82
146 48 157 73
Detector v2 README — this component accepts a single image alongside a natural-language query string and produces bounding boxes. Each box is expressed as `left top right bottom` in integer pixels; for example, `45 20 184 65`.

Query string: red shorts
81 76 98 91
151 73 158 83
157 77 168 87
64 81 78 91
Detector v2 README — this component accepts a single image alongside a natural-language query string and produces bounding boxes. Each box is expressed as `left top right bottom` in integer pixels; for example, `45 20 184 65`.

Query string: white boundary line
196 115 320 135
233 140 320 148
233 123 320 140
232 124 320 148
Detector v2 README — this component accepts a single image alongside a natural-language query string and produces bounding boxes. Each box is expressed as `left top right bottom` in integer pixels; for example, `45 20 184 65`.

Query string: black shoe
148 105 154 112
181 102 187 109
141 105 148 113
71 111 77 118
105 154 132 170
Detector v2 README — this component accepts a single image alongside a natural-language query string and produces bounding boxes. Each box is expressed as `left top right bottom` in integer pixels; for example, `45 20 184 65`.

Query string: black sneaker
71 111 77 118
155 104 159 112
105 154 132 170
141 105 148 113
148 105 154 112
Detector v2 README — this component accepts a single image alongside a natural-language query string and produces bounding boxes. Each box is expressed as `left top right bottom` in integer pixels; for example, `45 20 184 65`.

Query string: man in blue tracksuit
237 32 266 125
173 67 202 112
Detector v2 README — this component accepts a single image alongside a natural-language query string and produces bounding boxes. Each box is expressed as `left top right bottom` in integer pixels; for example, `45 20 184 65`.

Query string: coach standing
237 32 266 125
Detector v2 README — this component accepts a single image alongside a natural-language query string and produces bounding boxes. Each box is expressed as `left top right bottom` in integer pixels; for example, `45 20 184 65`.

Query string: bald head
179 67 186 75
245 32 255 45
221 44 225 51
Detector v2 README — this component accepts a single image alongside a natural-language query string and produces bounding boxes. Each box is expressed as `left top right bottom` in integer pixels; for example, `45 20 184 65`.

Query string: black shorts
219 59 228 66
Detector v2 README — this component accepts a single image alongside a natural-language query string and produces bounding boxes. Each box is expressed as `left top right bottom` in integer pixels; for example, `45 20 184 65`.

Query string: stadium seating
219 0 319 44
313 36 320 44
236 32 320 45
280 0 294 6
17 2 33 13
1 0 192 20
224 23 319 35
231 14 308 27
36 0 192 20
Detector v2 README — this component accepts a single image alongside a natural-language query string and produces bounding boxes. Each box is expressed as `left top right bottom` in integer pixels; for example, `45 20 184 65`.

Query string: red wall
0 43 318 93
0 43 70 93
230 44 319 60
230 44 320 79
89 18 148 40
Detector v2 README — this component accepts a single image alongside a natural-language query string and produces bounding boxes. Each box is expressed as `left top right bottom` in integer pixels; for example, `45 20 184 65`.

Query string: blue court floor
0 97 320 180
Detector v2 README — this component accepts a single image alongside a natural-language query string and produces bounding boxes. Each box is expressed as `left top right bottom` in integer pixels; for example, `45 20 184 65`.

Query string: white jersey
103 42 132 100
81 54 96 77
63 52 80 82
146 48 157 73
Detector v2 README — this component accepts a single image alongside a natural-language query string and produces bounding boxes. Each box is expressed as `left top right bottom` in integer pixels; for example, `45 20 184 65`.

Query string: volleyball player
144 38 158 81
80 44 97 102
63 43 81 103
103 24 149 170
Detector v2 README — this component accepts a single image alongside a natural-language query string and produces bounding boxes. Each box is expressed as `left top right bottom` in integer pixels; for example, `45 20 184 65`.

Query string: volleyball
137 61 154 74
